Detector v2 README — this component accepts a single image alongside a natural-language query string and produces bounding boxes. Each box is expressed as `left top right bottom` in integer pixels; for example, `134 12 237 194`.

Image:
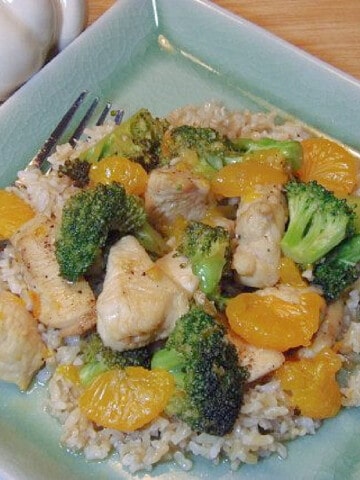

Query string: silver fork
25 90 124 174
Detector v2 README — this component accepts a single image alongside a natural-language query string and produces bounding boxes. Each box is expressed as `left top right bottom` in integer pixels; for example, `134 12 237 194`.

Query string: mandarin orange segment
275 348 342 419
79 367 175 431
89 156 148 195
211 150 288 198
278 257 307 287
226 291 324 351
0 190 35 239
297 138 358 196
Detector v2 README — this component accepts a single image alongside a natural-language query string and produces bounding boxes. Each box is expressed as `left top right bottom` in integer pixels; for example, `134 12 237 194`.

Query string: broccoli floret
162 125 233 174
80 333 151 385
55 183 146 281
59 158 91 187
178 221 231 298
151 308 248 436
230 137 303 171
161 125 303 176
312 234 360 300
80 109 169 171
280 180 355 265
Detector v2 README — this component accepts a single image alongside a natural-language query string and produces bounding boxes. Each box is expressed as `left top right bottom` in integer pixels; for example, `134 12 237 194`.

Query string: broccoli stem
151 348 185 386
230 137 303 171
79 361 109 386
134 221 169 257
334 235 360 265
193 251 227 294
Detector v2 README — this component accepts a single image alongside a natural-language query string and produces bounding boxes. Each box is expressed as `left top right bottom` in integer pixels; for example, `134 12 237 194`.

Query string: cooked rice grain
167 102 310 141
46 371 320 472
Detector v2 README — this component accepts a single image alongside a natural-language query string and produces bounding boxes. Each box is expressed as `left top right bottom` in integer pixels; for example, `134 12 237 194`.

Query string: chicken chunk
0 291 46 390
10 214 96 337
97 235 189 351
145 164 210 229
232 184 287 288
228 329 285 383
155 251 199 295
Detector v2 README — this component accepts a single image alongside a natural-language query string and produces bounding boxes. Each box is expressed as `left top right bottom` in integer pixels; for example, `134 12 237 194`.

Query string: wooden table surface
87 0 360 81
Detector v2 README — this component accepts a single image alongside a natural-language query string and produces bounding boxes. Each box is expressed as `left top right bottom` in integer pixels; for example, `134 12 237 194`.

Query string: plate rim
0 1 360 479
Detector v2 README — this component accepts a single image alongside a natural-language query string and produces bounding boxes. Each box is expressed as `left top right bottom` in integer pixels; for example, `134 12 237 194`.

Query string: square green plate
1 1 360 479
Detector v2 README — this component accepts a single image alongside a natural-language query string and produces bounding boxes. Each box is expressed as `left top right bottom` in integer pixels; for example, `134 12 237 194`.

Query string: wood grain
86 0 360 80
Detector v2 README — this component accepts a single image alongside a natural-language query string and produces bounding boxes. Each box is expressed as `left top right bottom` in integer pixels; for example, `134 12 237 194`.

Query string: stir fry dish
0 102 360 473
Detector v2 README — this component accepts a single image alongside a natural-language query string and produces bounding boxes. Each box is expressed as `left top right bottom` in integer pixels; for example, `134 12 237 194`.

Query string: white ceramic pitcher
0 0 86 101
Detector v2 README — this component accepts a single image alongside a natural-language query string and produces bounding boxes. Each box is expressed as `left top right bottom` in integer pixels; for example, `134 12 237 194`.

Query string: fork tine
70 99 113 145
96 102 112 126
113 108 125 125
18 91 120 185
31 91 88 169
69 96 100 147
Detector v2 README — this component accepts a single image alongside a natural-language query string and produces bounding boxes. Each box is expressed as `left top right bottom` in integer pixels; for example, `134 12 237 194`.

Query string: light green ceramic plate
1 1 360 479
